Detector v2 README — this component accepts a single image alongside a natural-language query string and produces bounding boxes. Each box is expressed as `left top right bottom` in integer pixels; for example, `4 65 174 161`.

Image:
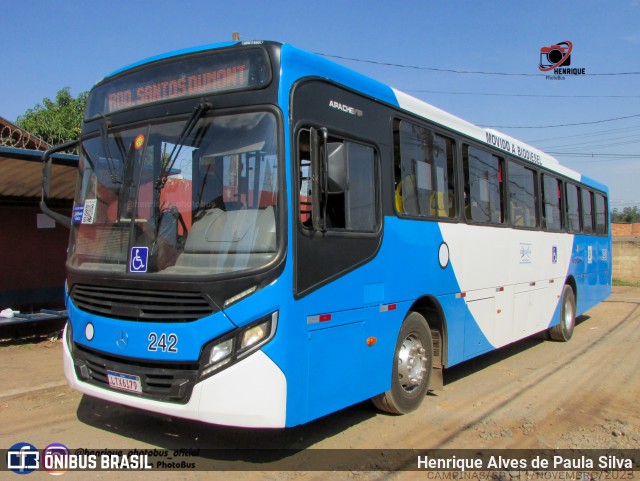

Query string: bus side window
542 174 563 231
323 140 376 231
394 120 457 219
298 128 377 232
595 193 608 235
463 144 504 224
507 160 538 229
565 182 581 234
582 190 594 235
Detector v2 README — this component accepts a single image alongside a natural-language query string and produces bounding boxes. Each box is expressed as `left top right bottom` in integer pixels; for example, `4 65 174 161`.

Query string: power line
540 134 640 151
482 113 640 129
552 141 640 153
317 53 640 128
405 89 640 99
610 199 640 207
318 52 640 77
318 51 639 162
563 158 636 164
547 152 637 158
525 125 640 144
317 52 538 76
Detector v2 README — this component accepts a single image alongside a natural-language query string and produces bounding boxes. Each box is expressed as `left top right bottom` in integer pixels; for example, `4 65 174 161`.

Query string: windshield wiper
155 102 211 190
99 118 123 185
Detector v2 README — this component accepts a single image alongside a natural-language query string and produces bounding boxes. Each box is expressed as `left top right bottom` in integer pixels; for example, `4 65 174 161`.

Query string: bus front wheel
549 284 576 342
372 311 433 414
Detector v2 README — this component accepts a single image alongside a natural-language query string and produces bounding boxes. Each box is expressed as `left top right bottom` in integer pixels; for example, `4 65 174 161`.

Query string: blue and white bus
41 41 611 428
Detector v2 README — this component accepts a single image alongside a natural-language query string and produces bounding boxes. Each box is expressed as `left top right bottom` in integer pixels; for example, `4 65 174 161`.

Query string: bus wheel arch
549 282 577 342
411 295 446 389
372 310 433 414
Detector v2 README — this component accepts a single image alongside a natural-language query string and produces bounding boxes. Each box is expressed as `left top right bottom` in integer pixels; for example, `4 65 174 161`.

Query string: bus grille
70 284 215 322
73 343 199 404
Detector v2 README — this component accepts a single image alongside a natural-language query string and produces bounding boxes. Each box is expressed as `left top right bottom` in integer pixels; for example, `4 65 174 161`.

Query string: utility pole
232 32 240 41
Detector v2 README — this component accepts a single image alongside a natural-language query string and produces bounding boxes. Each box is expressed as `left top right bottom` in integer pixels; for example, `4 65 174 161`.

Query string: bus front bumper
62 325 287 428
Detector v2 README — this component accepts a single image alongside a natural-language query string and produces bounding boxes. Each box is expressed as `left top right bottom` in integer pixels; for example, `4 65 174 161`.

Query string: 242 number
148 333 178 353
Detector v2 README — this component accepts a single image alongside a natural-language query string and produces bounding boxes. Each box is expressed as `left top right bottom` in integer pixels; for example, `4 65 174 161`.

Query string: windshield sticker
81 199 97 224
72 205 84 223
130 247 149 273
134 134 145 150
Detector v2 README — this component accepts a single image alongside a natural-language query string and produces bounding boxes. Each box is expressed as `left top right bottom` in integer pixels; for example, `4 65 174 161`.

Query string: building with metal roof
0 116 77 313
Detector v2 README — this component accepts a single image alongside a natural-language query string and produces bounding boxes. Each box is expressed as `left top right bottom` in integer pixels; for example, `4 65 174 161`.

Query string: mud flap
429 328 444 391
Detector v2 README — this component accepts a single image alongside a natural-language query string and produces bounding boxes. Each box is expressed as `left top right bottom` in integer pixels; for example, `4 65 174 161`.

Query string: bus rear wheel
549 284 576 342
372 311 433 414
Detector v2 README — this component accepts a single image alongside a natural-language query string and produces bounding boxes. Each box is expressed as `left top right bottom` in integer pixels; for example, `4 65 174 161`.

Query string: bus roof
104 41 239 79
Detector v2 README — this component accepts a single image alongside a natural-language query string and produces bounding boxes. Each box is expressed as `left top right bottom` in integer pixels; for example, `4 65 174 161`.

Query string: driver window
297 128 377 232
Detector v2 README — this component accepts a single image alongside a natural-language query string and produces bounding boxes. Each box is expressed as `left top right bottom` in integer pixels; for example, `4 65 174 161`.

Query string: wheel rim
397 333 428 393
564 295 575 331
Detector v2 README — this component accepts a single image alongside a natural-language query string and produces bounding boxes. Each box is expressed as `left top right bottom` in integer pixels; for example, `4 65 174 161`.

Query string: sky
2 0 639 208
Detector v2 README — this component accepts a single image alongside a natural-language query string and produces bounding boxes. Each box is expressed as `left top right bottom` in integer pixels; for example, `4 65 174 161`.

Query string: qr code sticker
82 199 97 224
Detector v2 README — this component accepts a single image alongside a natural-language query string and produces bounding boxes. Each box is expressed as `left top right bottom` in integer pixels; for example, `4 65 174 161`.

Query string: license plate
106 370 142 394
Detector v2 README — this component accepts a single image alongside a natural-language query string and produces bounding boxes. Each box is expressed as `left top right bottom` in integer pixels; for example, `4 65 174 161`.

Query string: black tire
372 311 433 414
549 284 576 342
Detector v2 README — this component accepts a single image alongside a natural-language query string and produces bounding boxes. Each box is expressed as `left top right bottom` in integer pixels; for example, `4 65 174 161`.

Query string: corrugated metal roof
0 147 77 200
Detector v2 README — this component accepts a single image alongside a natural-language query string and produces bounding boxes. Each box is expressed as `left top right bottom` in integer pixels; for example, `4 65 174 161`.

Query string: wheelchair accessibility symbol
130 247 148 273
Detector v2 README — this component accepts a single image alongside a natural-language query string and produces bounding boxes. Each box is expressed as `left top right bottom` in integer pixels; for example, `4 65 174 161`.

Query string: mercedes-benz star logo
116 329 128 349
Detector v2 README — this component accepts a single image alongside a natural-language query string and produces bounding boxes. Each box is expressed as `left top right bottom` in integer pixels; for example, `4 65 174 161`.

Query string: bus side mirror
41 140 79 229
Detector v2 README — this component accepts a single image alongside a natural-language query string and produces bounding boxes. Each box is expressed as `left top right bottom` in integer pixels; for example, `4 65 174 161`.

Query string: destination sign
86 48 271 118
106 65 248 112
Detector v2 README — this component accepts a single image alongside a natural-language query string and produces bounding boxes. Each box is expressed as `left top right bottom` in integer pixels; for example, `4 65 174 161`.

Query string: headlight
201 338 235 377
210 338 234 364
200 311 278 379
240 320 270 351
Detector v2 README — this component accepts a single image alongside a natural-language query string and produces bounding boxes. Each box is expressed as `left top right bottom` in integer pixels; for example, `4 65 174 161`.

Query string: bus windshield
68 110 280 277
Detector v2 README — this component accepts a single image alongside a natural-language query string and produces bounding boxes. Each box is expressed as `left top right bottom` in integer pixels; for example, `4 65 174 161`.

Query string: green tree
611 206 640 223
16 87 88 146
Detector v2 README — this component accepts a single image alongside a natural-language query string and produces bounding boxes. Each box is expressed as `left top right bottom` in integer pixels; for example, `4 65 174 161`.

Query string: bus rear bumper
62 328 287 428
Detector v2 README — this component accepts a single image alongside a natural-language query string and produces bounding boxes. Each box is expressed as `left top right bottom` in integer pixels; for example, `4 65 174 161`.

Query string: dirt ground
1 287 638 480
